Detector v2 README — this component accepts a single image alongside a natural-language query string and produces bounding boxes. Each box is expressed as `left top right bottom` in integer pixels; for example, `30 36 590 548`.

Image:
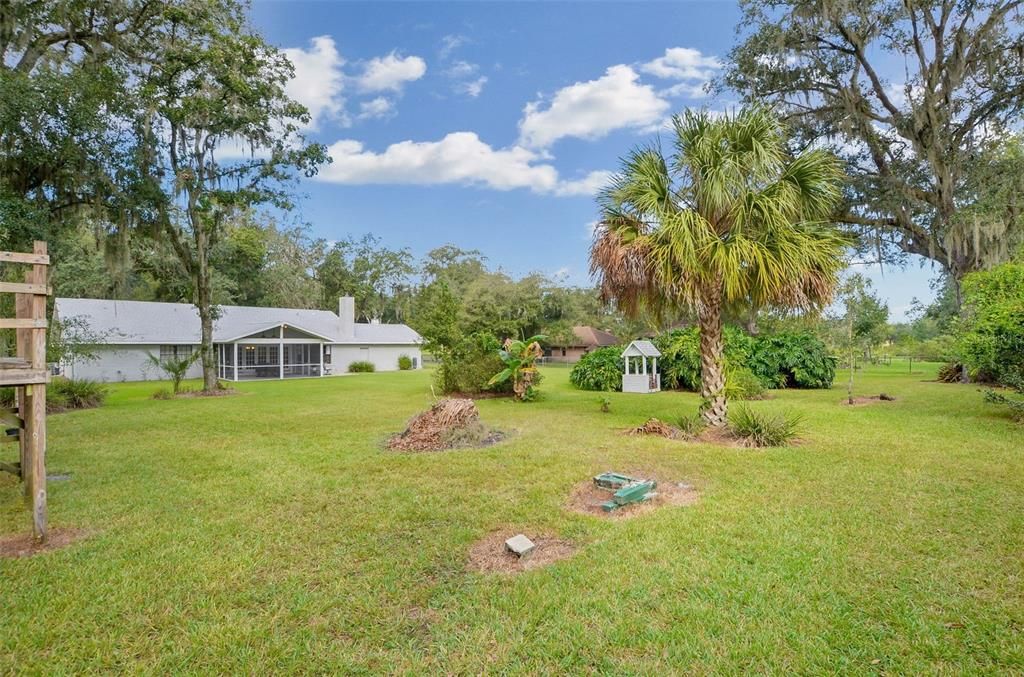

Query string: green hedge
569 346 623 391
347 361 376 373
653 326 754 390
568 327 836 392
397 354 413 371
749 333 836 389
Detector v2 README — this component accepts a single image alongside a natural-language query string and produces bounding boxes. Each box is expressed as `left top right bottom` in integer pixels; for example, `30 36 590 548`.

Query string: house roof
621 340 661 358
54 298 422 345
551 325 620 348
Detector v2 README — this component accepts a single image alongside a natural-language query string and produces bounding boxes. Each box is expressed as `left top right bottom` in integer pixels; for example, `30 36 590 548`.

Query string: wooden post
0 242 50 541
28 242 47 541
15 285 30 486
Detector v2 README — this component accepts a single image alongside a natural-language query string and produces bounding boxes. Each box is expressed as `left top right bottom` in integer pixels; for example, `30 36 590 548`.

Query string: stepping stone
504 534 535 558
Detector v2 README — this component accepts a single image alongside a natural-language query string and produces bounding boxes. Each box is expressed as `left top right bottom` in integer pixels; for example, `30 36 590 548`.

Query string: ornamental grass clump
727 405 803 447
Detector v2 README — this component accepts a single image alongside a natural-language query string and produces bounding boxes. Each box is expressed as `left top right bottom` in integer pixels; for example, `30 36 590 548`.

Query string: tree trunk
948 272 972 383
194 226 218 392
698 285 727 427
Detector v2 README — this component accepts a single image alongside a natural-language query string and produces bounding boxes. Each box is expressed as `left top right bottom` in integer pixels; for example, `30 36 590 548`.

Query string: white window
159 345 192 363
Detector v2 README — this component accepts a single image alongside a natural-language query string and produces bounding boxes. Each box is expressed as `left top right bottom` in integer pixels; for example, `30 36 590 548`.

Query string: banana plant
488 335 546 401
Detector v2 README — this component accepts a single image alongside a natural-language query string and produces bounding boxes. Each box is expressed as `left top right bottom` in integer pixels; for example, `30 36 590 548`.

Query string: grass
1 362 1022 672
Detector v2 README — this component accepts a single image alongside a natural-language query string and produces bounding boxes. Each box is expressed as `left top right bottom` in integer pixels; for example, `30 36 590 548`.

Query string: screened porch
216 324 332 381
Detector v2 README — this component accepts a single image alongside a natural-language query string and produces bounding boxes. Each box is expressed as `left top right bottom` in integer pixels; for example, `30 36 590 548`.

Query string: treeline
49 215 648 347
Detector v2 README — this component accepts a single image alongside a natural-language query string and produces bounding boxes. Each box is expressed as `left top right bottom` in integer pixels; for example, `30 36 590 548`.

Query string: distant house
54 296 422 382
545 326 620 363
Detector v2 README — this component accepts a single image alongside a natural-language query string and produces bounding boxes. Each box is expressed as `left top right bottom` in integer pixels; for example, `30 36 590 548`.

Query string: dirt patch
388 398 503 452
689 426 751 448
0 527 90 558
566 475 699 520
842 394 898 406
466 531 578 574
626 420 749 448
627 418 682 439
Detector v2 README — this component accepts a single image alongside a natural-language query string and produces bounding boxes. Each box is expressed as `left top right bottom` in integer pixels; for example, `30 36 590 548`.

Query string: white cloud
553 170 614 197
445 60 478 78
283 36 347 129
439 34 467 59
456 76 488 98
444 60 488 98
317 132 608 197
518 65 670 149
661 81 710 99
358 97 395 120
641 47 720 81
358 52 427 92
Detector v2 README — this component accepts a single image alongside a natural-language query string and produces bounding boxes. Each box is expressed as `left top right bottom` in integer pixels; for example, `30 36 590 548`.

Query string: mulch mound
842 394 898 406
388 398 502 452
466 531 577 574
627 418 682 439
0 528 90 558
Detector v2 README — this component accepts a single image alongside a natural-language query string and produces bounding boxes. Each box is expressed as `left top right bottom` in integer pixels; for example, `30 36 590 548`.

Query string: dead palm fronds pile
627 417 681 439
389 398 488 451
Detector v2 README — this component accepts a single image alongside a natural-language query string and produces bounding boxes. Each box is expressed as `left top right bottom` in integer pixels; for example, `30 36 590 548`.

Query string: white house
54 296 423 382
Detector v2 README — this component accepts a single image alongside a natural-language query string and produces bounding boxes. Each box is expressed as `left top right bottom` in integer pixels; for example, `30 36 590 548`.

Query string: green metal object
593 472 639 490
594 472 657 511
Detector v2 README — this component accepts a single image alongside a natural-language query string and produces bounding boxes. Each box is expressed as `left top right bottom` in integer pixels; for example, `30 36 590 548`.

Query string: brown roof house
546 326 620 362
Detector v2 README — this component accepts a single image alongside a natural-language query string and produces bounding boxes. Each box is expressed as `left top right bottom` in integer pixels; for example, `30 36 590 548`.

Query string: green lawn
2 363 1022 672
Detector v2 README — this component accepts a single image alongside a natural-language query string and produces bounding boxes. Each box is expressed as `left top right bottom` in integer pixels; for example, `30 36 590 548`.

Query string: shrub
749 333 836 389
397 354 413 371
725 366 766 400
569 346 622 391
955 259 1024 383
728 405 803 447
488 335 545 401
675 412 707 438
348 360 376 373
146 350 199 394
654 326 754 391
598 396 611 413
0 378 107 413
435 332 512 395
152 387 173 400
50 377 107 411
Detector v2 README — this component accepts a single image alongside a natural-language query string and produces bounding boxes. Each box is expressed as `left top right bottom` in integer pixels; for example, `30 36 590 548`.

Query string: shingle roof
54 298 422 345
550 325 620 348
621 340 661 358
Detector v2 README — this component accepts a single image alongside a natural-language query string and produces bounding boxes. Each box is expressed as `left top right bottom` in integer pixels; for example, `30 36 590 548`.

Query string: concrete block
505 534 536 558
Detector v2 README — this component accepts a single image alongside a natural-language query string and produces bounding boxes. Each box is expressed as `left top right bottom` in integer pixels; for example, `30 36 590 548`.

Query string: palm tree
590 107 846 427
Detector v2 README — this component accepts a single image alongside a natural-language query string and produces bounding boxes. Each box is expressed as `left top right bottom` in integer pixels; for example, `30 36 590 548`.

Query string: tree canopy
724 0 1024 293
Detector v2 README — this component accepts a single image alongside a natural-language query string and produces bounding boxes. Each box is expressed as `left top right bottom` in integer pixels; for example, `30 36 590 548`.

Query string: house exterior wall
329 344 422 373
62 345 203 382
544 346 594 363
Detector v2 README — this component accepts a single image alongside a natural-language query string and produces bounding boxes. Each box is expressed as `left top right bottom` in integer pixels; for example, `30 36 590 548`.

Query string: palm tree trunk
698 285 727 427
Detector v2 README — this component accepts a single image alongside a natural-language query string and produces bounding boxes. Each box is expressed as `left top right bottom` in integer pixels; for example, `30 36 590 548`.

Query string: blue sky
249 0 940 321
